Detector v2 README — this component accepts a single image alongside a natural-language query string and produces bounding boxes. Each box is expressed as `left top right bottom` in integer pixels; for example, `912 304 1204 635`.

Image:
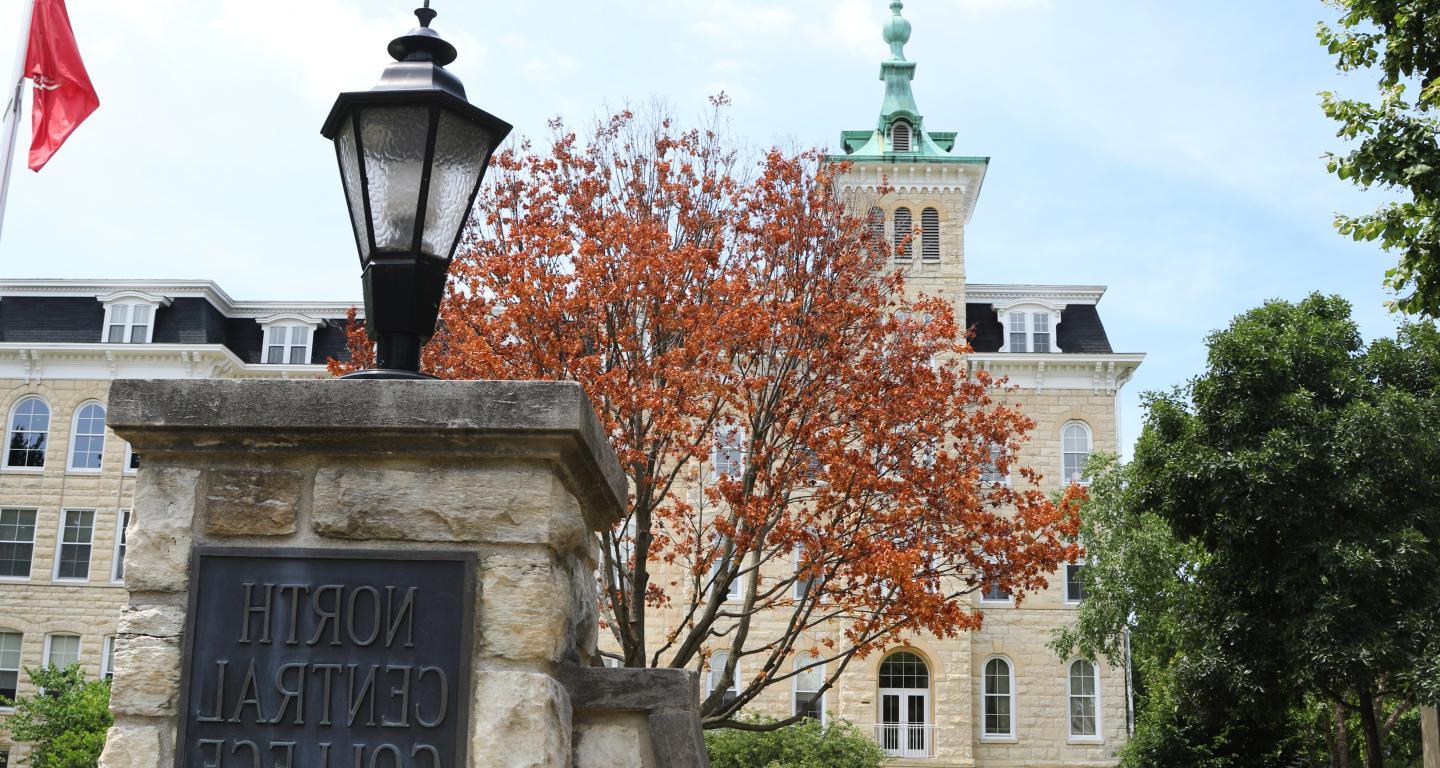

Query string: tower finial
883 0 911 60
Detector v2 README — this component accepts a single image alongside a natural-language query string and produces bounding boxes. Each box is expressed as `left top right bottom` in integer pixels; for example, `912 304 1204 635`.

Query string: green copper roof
832 1 985 164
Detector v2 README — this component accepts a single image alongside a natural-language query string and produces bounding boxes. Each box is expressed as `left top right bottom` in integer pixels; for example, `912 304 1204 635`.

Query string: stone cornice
0 342 331 381
966 284 1107 305
965 352 1144 394
0 279 360 319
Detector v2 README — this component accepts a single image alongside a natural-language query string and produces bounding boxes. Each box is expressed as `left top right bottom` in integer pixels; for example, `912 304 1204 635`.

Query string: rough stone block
125 467 200 593
312 463 586 553
481 553 571 664
574 712 656 768
202 468 301 536
117 604 185 638
471 670 572 768
110 635 181 716
646 709 710 768
98 721 163 768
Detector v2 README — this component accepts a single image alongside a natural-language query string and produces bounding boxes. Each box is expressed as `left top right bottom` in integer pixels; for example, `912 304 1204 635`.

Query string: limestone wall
0 380 136 762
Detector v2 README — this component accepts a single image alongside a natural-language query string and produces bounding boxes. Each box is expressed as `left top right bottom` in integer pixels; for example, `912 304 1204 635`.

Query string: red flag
23 0 97 171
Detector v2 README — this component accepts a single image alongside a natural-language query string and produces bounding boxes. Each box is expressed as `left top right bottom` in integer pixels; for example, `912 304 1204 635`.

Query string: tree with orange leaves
334 101 1083 729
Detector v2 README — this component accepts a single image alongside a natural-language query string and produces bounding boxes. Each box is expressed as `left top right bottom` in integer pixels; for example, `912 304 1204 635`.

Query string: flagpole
0 0 35 244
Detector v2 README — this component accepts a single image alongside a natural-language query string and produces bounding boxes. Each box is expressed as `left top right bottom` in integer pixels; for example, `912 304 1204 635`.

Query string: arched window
794 660 825 722
68 403 106 471
893 207 913 262
891 121 912 152
983 657 1015 738
5 398 50 469
706 651 739 707
1068 659 1100 738
920 208 940 261
1062 422 1093 484
867 206 885 253
878 651 930 757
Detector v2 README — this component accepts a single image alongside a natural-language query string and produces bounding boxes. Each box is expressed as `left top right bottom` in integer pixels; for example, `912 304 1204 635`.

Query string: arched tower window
878 651 930 757
920 208 940 262
867 206 885 251
891 121 912 152
893 207 913 262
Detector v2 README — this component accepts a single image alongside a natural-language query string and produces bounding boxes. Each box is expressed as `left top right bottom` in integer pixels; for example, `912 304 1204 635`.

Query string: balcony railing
870 723 937 758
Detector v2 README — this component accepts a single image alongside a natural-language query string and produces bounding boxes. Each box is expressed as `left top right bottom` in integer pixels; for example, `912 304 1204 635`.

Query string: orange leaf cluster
340 103 1082 725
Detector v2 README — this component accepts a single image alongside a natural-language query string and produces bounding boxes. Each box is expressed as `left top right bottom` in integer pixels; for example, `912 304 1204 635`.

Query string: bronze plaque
176 547 475 767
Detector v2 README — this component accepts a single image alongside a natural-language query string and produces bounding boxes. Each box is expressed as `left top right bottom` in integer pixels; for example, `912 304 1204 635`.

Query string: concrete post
95 379 706 768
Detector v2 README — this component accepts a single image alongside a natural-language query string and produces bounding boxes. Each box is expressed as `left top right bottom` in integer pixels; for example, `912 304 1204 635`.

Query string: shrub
705 717 887 768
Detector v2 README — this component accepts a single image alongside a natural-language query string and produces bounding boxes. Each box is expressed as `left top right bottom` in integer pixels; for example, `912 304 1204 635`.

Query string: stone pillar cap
108 379 627 530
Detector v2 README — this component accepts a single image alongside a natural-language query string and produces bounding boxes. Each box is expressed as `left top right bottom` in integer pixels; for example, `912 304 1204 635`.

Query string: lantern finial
415 3 437 29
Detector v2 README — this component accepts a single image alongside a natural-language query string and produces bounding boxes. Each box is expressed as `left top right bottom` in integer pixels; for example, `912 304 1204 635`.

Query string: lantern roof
832 1 983 164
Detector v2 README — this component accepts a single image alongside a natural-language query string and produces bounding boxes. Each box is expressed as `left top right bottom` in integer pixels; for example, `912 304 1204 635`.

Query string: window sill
64 469 103 476
1 467 45 474
979 735 1017 744
1067 736 1104 745
978 598 1013 607
0 576 32 583
51 577 91 584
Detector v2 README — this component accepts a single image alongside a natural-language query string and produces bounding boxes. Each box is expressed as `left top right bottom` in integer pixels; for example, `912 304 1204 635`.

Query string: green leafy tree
1 666 112 768
1321 0 1440 317
704 718 887 768
1054 295 1440 768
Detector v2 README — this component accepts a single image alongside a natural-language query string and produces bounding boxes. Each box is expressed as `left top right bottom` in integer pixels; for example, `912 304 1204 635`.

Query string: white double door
879 689 930 758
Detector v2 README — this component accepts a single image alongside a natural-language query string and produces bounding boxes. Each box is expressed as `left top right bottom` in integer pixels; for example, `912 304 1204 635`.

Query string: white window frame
793 543 812 600
0 508 37 582
101 636 116 681
4 396 51 471
1062 421 1093 486
981 655 1017 741
66 401 107 473
53 509 95 582
980 579 1013 606
0 629 22 709
112 509 130 584
97 291 168 345
256 314 324 367
993 301 1063 354
123 441 139 475
1067 658 1103 742
709 534 742 603
1065 562 1087 605
979 442 1010 486
42 633 80 670
793 659 826 724
706 650 740 707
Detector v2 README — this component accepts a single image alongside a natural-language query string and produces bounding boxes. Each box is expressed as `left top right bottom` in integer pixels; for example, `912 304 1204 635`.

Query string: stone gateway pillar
97 379 707 768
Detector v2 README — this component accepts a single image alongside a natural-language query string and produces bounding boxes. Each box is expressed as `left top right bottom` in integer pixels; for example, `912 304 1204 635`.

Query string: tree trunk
1330 701 1350 768
1356 687 1385 768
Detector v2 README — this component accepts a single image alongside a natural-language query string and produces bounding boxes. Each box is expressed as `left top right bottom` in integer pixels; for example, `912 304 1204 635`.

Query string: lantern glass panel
421 109 493 260
359 104 430 253
335 118 371 262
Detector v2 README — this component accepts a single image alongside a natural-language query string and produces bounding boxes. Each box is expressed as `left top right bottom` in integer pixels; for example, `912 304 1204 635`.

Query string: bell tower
829 1 989 312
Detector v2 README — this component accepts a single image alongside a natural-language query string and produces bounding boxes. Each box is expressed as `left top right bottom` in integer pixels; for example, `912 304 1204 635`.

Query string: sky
0 0 1408 456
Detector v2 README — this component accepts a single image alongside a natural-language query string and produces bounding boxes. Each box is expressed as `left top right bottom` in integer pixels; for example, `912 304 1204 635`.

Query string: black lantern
321 2 512 378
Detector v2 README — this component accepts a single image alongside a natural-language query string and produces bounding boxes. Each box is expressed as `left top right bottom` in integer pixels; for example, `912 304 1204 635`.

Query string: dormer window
97 291 168 344
264 325 313 365
994 302 1063 354
257 314 324 366
891 120 912 152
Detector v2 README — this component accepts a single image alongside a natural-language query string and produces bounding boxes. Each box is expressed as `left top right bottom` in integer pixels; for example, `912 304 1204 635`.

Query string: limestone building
0 280 353 766
651 3 1145 765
